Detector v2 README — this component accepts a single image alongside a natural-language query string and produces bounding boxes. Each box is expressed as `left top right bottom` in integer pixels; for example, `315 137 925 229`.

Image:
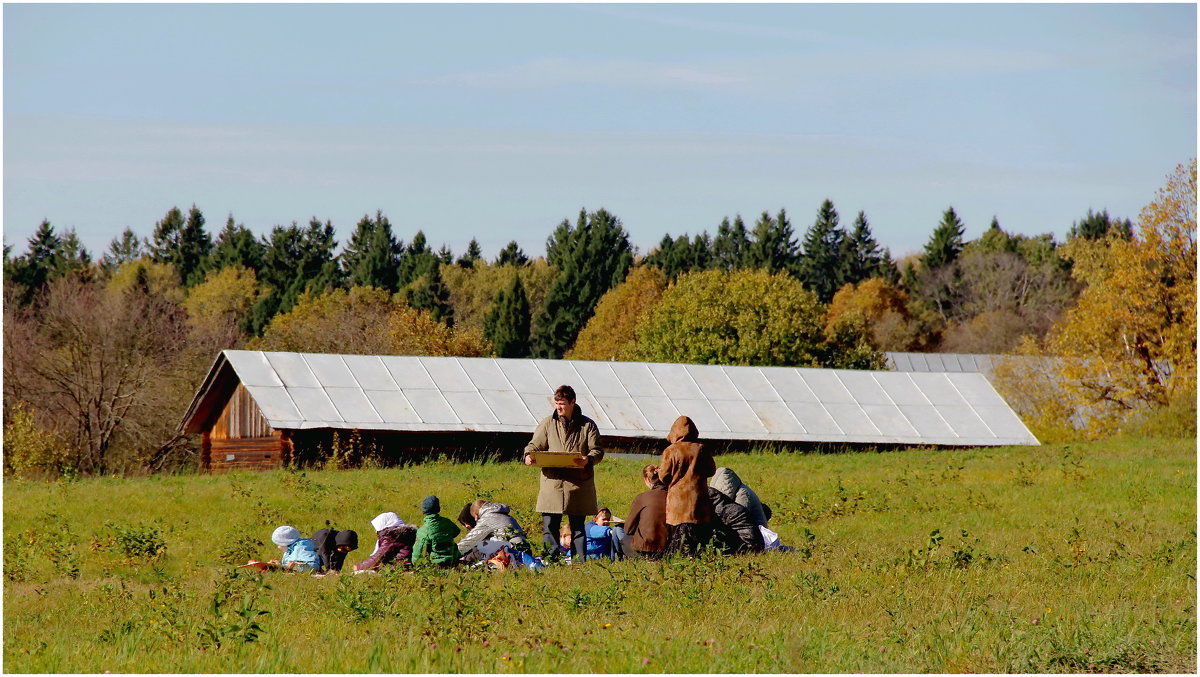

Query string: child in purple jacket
353 512 417 572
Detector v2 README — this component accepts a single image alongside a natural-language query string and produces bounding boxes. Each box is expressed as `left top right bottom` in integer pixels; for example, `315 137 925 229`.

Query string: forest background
3 160 1195 477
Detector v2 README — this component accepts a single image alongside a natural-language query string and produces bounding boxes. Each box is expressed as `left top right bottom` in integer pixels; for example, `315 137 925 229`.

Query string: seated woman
710 467 768 527
353 512 417 572
457 500 531 563
270 525 322 573
625 464 670 559
708 487 765 555
584 507 626 561
310 527 359 574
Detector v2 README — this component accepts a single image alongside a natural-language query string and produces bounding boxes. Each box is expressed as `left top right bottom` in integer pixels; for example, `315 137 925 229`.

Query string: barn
179 350 1040 473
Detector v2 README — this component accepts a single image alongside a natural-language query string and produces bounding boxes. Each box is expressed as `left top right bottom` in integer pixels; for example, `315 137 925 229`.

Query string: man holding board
524 385 605 560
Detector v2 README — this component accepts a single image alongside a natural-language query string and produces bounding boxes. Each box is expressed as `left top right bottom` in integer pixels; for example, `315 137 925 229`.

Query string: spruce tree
531 208 633 358
1067 208 1133 240
922 207 966 270
9 220 63 304
494 241 529 266
103 228 144 271
841 211 891 285
342 211 401 291
180 205 213 286
745 209 798 274
456 238 483 268
209 216 266 273
483 273 532 357
796 200 848 303
249 218 340 334
149 207 185 266
405 261 454 327
712 215 749 270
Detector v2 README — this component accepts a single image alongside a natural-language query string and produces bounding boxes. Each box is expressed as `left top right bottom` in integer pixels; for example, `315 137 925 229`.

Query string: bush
3 401 72 478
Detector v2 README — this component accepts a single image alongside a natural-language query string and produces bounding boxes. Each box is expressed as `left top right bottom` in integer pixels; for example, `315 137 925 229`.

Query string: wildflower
1032 618 1039 625
430 642 437 650
483 640 490 648
501 653 511 661
1045 607 1051 613
602 623 613 629
643 658 651 665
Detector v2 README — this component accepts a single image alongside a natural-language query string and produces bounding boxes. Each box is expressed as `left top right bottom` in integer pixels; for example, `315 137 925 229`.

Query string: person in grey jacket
457 500 531 563
710 466 768 527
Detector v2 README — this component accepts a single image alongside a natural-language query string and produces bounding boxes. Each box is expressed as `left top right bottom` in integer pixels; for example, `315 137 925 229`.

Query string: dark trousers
542 513 586 559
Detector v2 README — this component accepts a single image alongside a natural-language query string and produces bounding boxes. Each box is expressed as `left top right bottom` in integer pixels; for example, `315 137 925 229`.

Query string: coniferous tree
712 215 750 270
483 273 532 357
494 241 529 266
342 211 402 291
209 216 265 273
437 245 454 266
456 238 483 268
841 211 892 285
102 228 144 271
922 207 967 270
797 200 848 303
249 218 340 334
8 220 63 304
180 205 213 286
745 209 798 274
405 261 454 327
149 205 212 286
148 207 185 265
397 231 439 288
1067 208 1133 241
531 208 633 358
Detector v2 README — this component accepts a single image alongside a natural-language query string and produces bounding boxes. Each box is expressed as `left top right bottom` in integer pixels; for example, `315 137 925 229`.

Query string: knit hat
421 495 441 515
271 525 301 547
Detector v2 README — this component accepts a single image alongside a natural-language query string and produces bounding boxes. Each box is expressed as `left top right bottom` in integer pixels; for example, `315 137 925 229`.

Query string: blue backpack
282 537 322 572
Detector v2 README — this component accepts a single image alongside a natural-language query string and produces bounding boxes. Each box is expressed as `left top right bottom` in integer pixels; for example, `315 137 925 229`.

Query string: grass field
3 435 1195 673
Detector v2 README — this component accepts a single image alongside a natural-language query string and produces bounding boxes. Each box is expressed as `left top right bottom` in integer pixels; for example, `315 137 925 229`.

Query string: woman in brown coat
624 464 670 558
657 416 716 556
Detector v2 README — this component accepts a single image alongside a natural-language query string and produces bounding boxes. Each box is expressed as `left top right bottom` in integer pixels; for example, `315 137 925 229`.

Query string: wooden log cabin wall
205 383 284 472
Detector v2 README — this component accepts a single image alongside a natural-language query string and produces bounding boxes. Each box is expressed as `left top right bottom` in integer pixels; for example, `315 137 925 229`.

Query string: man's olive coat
523 405 604 515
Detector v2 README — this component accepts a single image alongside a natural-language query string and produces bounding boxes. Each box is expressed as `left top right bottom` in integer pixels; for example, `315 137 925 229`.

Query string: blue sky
4 3 1196 261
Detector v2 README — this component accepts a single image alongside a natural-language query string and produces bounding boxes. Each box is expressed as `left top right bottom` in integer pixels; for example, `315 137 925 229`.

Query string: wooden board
528 451 587 468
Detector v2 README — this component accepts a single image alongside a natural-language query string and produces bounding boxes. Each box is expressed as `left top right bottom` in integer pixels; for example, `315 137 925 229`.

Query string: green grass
4 436 1195 673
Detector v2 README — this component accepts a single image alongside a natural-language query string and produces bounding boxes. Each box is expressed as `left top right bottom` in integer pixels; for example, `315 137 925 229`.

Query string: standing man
524 385 604 560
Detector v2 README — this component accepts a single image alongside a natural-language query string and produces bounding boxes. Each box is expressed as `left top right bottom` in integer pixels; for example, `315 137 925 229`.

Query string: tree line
4 164 1193 476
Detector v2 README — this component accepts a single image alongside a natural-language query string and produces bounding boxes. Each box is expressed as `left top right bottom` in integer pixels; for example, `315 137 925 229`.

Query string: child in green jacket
413 495 462 567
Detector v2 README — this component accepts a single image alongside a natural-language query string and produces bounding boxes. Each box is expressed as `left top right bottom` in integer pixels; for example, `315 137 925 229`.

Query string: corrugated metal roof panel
184 351 1039 447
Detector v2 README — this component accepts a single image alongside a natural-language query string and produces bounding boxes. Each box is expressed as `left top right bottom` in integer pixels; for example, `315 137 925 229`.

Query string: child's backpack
283 537 322 572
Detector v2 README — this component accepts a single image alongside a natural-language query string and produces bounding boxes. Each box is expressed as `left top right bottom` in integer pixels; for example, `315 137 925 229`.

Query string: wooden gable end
203 383 284 473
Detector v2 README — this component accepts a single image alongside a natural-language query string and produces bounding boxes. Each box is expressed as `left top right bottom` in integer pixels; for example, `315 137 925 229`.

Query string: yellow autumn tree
441 260 557 334
826 278 925 352
183 265 264 335
565 265 668 361
253 286 399 354
995 160 1196 439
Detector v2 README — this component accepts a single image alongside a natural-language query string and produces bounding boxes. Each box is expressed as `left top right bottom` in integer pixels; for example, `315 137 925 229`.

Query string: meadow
3 435 1195 673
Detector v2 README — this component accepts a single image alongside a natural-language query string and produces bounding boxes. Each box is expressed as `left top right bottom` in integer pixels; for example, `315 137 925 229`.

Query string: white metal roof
185 350 1039 446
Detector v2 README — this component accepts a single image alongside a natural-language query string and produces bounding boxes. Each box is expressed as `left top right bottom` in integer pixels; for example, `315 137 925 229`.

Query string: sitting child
584 507 627 561
457 500 530 563
556 522 573 558
271 525 322 573
310 527 359 574
413 495 462 567
353 512 417 572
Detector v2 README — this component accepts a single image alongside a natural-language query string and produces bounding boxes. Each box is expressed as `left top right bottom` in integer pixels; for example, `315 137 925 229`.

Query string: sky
4 3 1196 261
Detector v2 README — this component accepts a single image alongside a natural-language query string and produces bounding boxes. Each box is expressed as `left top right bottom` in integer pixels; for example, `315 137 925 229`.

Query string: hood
335 529 359 550
478 502 510 518
710 467 742 497
371 512 406 532
667 416 699 444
